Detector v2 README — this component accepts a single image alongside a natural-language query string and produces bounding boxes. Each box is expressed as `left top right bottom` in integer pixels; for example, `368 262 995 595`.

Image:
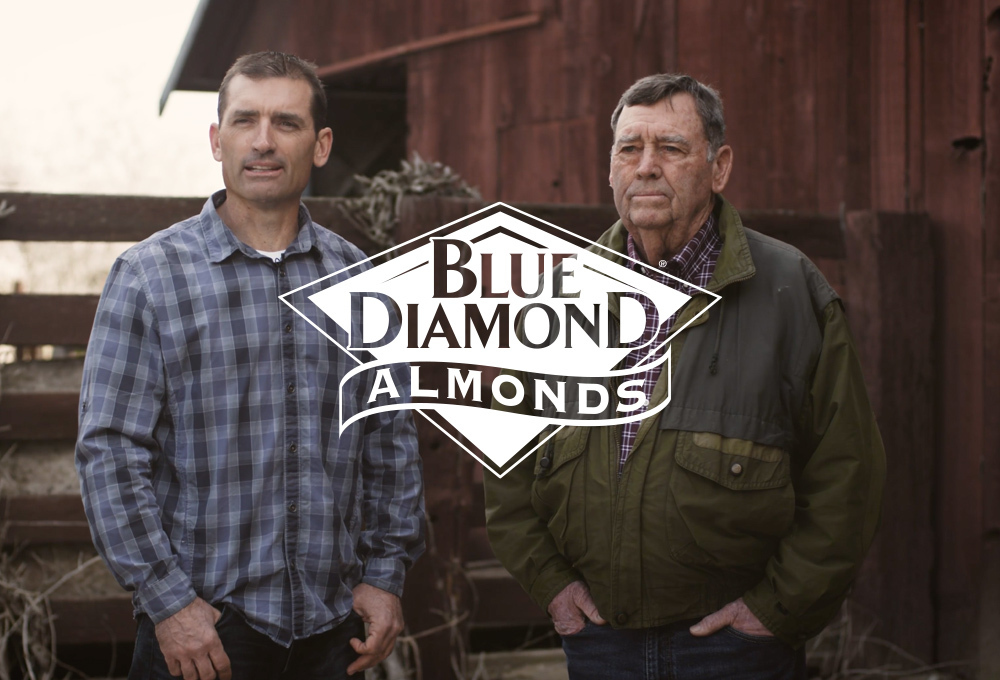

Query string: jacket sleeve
75 258 197 623
482 372 583 612
742 299 886 646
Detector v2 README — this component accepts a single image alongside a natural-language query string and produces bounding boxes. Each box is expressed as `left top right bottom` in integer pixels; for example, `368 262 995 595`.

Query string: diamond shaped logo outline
279 202 720 477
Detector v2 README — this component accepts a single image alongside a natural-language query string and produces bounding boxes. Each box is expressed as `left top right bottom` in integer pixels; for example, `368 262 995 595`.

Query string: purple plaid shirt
618 213 721 472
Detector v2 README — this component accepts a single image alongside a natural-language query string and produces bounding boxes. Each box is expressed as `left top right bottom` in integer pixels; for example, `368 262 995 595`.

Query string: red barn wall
190 0 1000 666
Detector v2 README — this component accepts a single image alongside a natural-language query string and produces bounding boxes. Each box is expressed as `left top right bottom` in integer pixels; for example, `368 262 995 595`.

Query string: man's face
210 75 332 209
609 94 731 237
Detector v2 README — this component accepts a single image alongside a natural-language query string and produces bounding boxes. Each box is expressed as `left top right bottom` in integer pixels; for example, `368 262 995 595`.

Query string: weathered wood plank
815 0 850 213
870 0 908 211
0 193 378 253
51 596 135 644
314 14 543 80
0 193 203 242
678 0 772 210
466 566 548 628
845 0 873 209
843 212 935 657
906 0 925 212
1 494 84 520
765 0 818 210
1 521 92 545
924 0 986 663
0 495 90 545
0 294 99 347
0 393 79 441
980 2 1000 675
499 121 566 203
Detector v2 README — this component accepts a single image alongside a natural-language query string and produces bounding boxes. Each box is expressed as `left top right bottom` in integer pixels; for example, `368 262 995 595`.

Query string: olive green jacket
483 196 886 647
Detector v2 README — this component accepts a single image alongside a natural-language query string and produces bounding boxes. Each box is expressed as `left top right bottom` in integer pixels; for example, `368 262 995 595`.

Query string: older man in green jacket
484 74 885 680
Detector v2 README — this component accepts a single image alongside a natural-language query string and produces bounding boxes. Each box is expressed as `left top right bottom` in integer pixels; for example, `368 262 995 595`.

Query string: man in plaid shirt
77 52 424 680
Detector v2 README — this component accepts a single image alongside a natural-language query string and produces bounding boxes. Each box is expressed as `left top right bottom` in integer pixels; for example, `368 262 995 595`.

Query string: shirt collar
625 211 718 281
202 189 323 264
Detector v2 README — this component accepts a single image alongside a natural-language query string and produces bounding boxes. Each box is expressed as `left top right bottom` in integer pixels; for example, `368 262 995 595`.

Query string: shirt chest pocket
531 426 591 565
667 431 795 568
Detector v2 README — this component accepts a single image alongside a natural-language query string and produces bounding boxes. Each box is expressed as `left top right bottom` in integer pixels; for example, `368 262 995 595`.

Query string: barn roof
159 0 543 114
160 0 248 113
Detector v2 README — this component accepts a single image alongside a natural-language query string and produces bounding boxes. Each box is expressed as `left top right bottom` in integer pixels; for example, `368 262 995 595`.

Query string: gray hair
610 74 726 161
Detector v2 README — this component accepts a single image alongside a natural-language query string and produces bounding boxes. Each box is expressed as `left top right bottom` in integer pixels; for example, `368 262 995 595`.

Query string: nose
636 146 661 178
252 121 275 153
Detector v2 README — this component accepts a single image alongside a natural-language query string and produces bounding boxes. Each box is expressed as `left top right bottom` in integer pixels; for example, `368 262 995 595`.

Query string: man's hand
154 597 231 680
347 583 404 676
547 581 607 636
689 597 773 637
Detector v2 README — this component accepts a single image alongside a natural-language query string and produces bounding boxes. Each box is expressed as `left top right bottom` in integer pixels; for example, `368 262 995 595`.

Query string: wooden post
979 2 1000 676
843 211 935 657
396 196 484 680
924 0 987 663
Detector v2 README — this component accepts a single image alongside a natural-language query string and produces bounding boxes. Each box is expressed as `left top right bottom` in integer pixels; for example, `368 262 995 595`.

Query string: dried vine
337 153 480 254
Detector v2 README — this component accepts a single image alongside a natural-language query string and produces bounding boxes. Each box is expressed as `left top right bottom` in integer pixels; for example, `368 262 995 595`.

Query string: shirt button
287 383 295 394
289 443 297 453
284 323 292 333
279 267 287 278
615 612 628 625
730 463 744 476
289 558 297 569
289 502 297 513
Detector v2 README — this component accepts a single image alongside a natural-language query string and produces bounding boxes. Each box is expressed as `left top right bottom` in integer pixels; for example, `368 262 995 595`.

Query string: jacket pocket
667 431 794 568
531 425 591 564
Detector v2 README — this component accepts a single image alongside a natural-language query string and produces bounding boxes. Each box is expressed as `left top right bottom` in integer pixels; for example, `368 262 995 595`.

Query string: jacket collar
593 194 755 293
201 189 323 264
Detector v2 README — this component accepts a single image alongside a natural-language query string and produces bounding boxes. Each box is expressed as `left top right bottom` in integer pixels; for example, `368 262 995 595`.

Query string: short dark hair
610 74 726 160
218 51 327 133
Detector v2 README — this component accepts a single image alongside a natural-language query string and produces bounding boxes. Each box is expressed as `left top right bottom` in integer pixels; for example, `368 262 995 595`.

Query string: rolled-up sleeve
76 257 196 623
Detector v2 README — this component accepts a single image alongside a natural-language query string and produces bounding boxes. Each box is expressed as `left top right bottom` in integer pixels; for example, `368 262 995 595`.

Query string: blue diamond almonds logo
280 204 719 477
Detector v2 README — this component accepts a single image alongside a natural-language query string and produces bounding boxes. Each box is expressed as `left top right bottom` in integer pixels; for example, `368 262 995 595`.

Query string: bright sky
0 0 222 196
0 1 225 298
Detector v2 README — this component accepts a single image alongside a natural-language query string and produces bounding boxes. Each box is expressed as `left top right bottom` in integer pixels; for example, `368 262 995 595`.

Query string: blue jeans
561 620 805 680
128 605 364 680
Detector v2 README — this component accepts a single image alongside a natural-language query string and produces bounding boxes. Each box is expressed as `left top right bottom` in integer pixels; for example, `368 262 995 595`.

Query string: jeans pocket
723 625 781 644
561 620 593 638
214 603 239 629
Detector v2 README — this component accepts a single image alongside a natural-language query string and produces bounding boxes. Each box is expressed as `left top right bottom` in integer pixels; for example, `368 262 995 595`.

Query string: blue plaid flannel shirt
76 191 425 646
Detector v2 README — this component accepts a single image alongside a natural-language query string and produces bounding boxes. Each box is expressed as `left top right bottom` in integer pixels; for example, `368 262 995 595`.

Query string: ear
313 127 334 168
711 145 733 194
210 122 222 162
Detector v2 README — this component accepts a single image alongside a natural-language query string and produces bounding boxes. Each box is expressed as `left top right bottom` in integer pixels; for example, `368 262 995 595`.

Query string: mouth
244 161 283 176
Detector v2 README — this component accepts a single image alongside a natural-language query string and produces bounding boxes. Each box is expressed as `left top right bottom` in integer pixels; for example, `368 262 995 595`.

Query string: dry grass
0 545 101 680
806 602 972 679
